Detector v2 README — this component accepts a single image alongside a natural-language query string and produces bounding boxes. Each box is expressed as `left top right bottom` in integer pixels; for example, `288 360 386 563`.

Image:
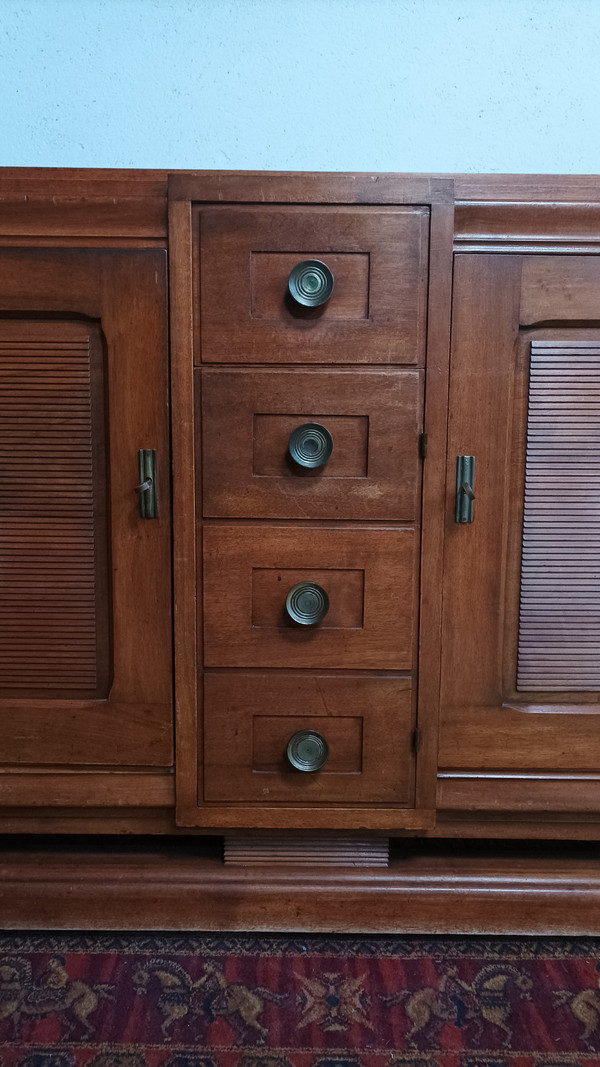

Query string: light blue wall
0 0 598 172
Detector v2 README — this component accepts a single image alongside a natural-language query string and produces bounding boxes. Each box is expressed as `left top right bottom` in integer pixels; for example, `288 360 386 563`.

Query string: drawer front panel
203 526 416 669
200 368 422 520
203 672 413 804
198 206 429 364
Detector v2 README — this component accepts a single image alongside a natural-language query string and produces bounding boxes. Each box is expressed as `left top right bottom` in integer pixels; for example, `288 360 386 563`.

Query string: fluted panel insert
517 341 600 691
0 323 109 696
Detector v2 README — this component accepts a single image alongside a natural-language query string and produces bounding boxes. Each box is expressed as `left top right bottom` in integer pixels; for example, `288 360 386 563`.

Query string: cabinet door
0 250 172 768
439 255 600 812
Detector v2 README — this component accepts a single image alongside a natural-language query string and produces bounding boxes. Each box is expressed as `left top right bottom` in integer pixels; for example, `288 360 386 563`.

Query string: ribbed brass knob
287 729 329 772
285 581 329 626
288 260 334 307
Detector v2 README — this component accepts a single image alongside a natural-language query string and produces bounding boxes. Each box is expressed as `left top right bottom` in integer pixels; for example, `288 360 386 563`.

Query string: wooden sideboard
1 169 600 930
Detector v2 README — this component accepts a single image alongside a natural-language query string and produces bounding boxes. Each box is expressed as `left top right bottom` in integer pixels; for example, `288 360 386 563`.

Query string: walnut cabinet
1 170 600 845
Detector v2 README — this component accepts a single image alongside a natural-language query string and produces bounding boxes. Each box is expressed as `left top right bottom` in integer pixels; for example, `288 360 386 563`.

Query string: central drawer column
169 172 454 834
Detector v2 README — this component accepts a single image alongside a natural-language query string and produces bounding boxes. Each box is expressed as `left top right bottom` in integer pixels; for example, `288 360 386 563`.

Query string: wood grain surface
0 838 598 933
200 367 422 521
439 255 600 815
203 672 414 805
0 248 173 776
203 524 417 670
197 206 429 364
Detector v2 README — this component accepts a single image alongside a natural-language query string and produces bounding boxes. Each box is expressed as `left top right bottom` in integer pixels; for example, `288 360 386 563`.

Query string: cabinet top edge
453 174 600 202
1 169 600 206
0 168 170 180
167 172 454 205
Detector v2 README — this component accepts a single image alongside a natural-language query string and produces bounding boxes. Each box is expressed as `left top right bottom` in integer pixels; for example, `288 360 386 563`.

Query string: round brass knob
288 422 333 469
285 581 329 626
288 260 334 307
287 729 329 772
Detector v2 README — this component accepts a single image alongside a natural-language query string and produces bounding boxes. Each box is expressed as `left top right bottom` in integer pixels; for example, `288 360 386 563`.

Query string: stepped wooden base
223 835 390 866
0 837 599 934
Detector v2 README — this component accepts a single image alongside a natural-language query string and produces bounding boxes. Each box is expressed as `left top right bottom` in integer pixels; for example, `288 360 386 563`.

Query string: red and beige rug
0 934 599 1067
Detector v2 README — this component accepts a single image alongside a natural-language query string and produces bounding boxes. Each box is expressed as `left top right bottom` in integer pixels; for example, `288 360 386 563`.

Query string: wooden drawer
200 367 422 521
197 206 429 364
203 672 414 805
203 525 416 670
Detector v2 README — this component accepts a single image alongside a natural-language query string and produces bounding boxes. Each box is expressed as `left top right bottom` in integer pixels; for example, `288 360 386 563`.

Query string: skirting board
0 837 599 934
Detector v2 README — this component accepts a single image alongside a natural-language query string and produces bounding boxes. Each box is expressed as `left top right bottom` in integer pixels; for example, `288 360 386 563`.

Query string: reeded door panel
0 320 109 699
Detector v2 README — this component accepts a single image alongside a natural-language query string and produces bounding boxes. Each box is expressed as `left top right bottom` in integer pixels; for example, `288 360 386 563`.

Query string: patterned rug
0 934 599 1067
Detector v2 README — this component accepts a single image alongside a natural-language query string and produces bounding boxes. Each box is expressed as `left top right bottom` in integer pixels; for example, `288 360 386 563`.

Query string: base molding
0 837 599 934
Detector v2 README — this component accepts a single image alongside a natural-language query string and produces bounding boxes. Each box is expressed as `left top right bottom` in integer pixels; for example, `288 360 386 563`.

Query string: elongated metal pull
455 455 475 523
137 449 157 519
